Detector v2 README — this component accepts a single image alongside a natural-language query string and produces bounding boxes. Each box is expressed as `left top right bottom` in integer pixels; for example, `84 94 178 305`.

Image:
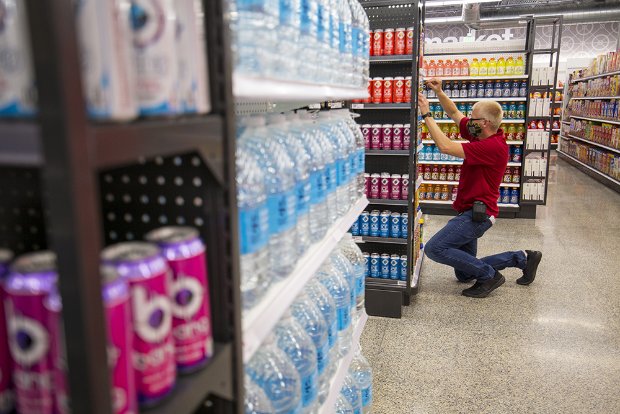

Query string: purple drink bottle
100 265 137 414
101 242 176 407
3 251 58 414
0 249 14 414
145 227 214 373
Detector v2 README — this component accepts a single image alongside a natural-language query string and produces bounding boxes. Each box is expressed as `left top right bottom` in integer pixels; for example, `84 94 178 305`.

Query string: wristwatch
421 112 433 119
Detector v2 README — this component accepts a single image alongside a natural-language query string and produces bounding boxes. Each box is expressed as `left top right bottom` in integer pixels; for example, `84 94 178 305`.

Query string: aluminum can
405 27 414 54
382 77 394 103
381 124 393 149
403 124 411 149
390 255 401 280
390 174 401 200
369 210 380 237
401 213 409 238
371 77 383 103
0 249 14 413
383 28 394 55
401 174 410 200
393 77 405 103
350 217 360 236
390 212 401 238
369 173 381 199
379 211 391 238
372 29 384 56
395 28 406 55
364 173 370 197
359 212 370 236
380 173 391 199
405 76 412 103
362 253 370 277
380 254 390 279
370 124 382 150
392 124 404 149
400 255 408 281
361 124 371 149
370 253 380 277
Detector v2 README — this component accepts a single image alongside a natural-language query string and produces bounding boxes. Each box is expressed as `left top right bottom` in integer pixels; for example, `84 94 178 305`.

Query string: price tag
353 236 364 243
351 103 364 109
329 102 343 109
308 103 321 110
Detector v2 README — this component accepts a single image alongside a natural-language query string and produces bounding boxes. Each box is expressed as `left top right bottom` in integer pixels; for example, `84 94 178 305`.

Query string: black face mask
467 118 484 137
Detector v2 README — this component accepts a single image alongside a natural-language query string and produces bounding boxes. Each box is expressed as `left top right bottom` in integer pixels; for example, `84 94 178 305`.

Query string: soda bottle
428 60 436 77
452 81 460 97
455 166 461 180
516 125 525 140
511 80 520 97
479 58 489 76
460 81 468 98
444 81 452 97
450 125 459 140
510 189 520 204
494 80 503 98
519 81 527 97
447 166 455 181
506 56 515 75
488 58 497 76
441 185 449 200
468 81 477 98
517 103 526 119
423 165 431 180
431 165 439 180
418 184 426 200
470 58 479 76
477 81 485 98
451 186 458 201
503 80 511 98
349 348 373 414
452 59 460 76
485 81 494 98
504 167 512 183
497 56 506 75
433 185 442 200
507 124 516 140
436 60 445 77
432 146 441 161
439 165 447 181
515 56 525 75
461 58 469 76
444 59 453 77
467 103 474 117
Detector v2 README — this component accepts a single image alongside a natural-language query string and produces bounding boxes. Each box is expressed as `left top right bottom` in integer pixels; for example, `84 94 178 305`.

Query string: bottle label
317 4 326 43
337 306 351 331
310 170 326 204
351 27 360 57
357 149 365 174
301 370 318 407
296 179 311 215
356 274 364 297
300 0 315 37
317 341 329 374
267 189 296 234
336 158 346 186
238 204 269 254
362 386 372 406
326 163 337 192
328 319 338 348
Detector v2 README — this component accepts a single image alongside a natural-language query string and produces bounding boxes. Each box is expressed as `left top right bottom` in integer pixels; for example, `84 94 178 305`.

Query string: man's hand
425 78 443 92
418 92 430 114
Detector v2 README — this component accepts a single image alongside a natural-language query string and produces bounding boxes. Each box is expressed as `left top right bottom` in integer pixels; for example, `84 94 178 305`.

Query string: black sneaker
516 250 542 285
462 271 505 298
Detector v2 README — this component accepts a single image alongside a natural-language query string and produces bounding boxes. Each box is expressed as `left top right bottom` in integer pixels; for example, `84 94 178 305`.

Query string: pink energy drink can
381 124 393 150
100 266 137 414
403 123 411 150
361 124 371 150
370 124 381 150
0 249 14 414
101 243 176 407
401 174 410 200
145 227 213 373
44 287 69 414
392 124 404 150
380 173 391 199
390 174 402 200
3 251 58 414
369 173 380 199
364 173 370 197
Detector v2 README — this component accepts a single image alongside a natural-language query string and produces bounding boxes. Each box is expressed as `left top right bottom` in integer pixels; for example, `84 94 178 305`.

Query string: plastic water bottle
268 114 312 257
246 334 302 414
338 0 354 86
359 5 370 86
242 116 298 280
335 394 355 414
328 0 341 84
274 312 319 412
340 373 363 414
236 138 270 310
340 111 366 199
245 374 275 414
348 0 364 87
275 0 301 79
333 110 361 204
304 279 338 403
317 261 352 358
317 112 351 218
298 0 319 81
339 234 365 314
348 349 373 414
291 292 329 407
287 113 329 242
231 0 279 77
330 249 357 322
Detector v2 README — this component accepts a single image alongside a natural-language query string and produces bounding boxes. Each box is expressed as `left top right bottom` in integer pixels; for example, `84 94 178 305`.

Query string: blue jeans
425 210 527 281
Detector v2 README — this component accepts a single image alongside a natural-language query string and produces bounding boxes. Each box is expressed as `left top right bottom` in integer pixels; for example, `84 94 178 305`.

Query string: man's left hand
418 92 430 114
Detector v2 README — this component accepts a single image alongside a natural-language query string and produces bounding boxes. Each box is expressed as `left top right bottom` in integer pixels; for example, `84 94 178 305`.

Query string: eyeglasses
469 118 487 122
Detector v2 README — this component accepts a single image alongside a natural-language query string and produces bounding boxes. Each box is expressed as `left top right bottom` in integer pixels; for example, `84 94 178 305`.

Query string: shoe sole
462 275 505 298
517 251 543 285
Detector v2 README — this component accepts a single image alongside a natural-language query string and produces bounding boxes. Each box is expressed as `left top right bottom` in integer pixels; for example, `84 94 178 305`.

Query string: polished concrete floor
361 157 620 414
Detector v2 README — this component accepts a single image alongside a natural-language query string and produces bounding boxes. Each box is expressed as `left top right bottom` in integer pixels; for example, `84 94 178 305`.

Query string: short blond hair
473 100 503 130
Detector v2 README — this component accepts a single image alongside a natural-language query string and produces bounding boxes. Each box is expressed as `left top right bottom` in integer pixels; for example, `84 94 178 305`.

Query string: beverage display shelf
365 278 407 288
422 180 520 188
565 134 620 155
570 96 619 100
370 54 413 63
561 120 570 125
570 69 620 83
430 75 529 81
427 97 527 103
233 74 367 102
318 311 368 414
569 115 620 126
351 103 410 109
354 236 408 245
242 197 368 363
365 150 409 155
419 160 521 167
420 200 520 209
421 140 523 145
425 119 526 124
411 247 425 289
424 49 527 57
367 198 408 206
557 151 620 189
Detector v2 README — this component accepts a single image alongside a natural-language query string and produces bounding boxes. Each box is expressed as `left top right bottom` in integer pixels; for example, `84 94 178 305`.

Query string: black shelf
353 103 411 109
356 236 408 245
0 122 42 166
370 55 413 63
366 278 407 289
365 149 409 155
425 49 527 57
367 198 408 206
361 0 416 7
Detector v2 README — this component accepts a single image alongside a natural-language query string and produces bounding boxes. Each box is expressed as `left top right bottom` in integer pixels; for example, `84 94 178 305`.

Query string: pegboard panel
356 240 408 257
364 3 418 30
354 109 413 125
0 167 48 254
366 155 410 176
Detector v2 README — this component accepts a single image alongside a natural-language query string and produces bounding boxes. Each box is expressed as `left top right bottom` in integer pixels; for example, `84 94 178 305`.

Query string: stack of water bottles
236 110 366 311
244 237 373 414
230 0 370 88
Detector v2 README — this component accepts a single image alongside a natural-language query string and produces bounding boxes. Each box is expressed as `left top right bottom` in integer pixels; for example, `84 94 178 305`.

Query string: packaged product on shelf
390 174 401 199
372 29 384 56
360 211 370 236
401 174 409 200
392 124 404 149
75 0 137 120
381 124 393 149
145 226 214 372
390 214 401 238
380 254 390 278
380 173 390 199
403 123 411 149
0 249 13 414
362 124 371 149
405 76 412 103
131 0 180 115
176 0 211 114
372 77 383 103
371 124 381 149
4 251 59 414
101 243 176 406
405 27 414 55
401 213 409 238
395 28 406 55
369 174 380 198
369 253 379 277
382 77 393 103
393 77 405 103
389 255 400 279
0 0 36 117
383 28 394 55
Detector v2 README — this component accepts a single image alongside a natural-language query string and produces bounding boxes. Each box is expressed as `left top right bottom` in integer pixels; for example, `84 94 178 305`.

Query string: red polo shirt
454 117 509 217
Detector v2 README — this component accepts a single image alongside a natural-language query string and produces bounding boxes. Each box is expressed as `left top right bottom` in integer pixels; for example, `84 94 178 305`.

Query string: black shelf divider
367 198 409 206
356 236 408 244
365 149 410 155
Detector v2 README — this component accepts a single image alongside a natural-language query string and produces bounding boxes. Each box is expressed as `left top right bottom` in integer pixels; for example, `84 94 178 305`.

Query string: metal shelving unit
355 0 425 318
0 1 240 413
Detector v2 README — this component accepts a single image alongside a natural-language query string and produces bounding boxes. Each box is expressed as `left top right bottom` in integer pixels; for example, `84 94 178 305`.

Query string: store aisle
361 158 620 414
